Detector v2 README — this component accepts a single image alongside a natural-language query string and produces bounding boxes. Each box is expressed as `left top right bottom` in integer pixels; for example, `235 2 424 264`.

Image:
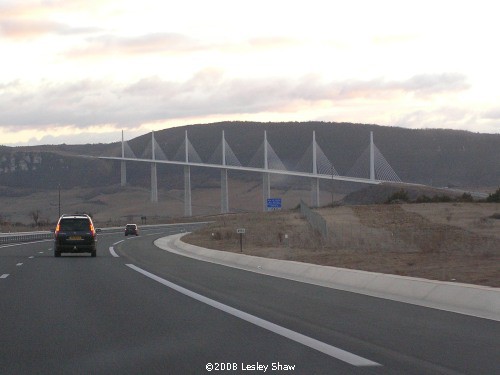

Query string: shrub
386 189 409 203
432 194 452 202
486 187 500 202
415 195 432 203
459 192 474 202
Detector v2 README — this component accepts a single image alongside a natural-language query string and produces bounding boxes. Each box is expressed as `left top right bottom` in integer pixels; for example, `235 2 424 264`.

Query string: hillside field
183 202 500 287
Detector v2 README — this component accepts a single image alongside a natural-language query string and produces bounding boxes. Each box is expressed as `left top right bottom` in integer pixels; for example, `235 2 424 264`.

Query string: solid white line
126 264 381 367
109 246 119 257
0 274 9 279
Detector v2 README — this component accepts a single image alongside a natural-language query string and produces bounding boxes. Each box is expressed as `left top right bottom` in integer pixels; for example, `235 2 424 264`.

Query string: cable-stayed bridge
97 130 403 216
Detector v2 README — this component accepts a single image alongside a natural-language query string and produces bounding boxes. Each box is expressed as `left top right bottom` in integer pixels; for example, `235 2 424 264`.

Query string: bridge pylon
121 130 126 187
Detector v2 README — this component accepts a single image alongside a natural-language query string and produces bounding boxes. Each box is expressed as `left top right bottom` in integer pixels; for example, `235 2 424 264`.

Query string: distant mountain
1 121 499 192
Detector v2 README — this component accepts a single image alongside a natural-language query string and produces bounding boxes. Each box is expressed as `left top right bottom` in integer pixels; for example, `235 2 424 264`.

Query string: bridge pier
221 169 229 213
220 131 230 213
150 131 158 203
121 161 126 187
311 178 320 207
263 172 270 211
370 131 375 181
183 131 192 216
151 163 158 202
184 165 192 216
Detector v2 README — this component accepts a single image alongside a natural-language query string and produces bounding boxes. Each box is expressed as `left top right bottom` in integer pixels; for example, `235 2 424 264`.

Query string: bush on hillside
386 189 409 203
486 187 500 202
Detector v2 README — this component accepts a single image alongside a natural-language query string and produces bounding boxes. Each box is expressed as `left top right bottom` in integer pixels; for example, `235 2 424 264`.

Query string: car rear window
126 225 136 229
59 219 91 231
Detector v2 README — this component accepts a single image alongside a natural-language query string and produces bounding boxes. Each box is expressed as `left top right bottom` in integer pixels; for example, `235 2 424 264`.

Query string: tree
486 187 500 202
30 209 41 227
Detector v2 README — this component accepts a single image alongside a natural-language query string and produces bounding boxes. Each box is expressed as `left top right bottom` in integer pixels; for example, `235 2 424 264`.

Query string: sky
1 0 499 146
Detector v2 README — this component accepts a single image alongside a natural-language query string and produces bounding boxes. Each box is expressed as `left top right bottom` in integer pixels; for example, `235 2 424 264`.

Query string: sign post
236 228 245 252
266 198 282 211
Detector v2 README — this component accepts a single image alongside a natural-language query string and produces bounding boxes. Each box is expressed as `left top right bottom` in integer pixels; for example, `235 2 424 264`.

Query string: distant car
125 224 139 236
54 214 97 257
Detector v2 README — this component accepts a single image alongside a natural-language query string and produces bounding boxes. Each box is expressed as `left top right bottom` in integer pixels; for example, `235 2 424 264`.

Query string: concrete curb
154 233 500 322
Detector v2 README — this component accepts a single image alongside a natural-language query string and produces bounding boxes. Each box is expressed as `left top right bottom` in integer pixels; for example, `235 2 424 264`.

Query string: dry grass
0 179 318 230
184 203 500 287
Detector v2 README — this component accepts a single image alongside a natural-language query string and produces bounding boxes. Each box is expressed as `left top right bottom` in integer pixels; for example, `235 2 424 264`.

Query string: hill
1 121 499 191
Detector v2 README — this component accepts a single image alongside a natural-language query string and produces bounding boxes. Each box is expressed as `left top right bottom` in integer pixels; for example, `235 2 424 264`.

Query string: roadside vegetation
385 188 500 204
184 202 500 287
486 187 500 202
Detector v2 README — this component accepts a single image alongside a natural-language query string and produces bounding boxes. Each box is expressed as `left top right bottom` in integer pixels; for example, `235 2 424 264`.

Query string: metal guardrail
0 231 54 245
300 200 328 239
0 222 209 245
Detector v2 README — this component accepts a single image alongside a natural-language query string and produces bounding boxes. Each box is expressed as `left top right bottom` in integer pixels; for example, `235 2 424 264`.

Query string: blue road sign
267 198 282 209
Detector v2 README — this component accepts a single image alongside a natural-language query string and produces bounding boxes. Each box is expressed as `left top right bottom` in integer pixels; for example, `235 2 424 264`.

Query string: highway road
1 224 498 374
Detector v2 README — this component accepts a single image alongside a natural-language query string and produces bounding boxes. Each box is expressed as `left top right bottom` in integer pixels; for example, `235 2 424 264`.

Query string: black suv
54 214 97 257
124 223 139 236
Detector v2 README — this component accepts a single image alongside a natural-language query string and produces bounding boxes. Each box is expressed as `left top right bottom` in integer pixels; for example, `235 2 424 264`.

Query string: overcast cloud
0 72 471 129
0 0 499 145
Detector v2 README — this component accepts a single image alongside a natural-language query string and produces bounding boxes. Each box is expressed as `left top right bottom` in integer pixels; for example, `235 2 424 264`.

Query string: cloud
0 0 112 41
483 109 500 120
64 33 302 59
247 36 299 49
372 34 419 45
393 107 488 133
65 32 206 58
0 72 472 133
402 73 470 95
0 0 108 39
0 0 109 18
0 19 63 39
333 73 469 99
0 19 100 39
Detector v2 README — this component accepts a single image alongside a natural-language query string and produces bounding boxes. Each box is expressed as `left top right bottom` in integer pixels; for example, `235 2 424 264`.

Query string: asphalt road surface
1 224 498 374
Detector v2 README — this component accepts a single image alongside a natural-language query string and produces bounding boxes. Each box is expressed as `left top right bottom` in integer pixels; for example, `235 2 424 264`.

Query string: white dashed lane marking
16 263 23 266
1 274 9 279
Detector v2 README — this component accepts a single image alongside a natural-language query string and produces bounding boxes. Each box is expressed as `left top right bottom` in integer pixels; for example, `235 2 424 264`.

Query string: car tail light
55 223 60 237
89 222 96 237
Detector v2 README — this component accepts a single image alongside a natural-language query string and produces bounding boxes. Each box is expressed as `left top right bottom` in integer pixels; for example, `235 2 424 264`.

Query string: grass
184 203 500 287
